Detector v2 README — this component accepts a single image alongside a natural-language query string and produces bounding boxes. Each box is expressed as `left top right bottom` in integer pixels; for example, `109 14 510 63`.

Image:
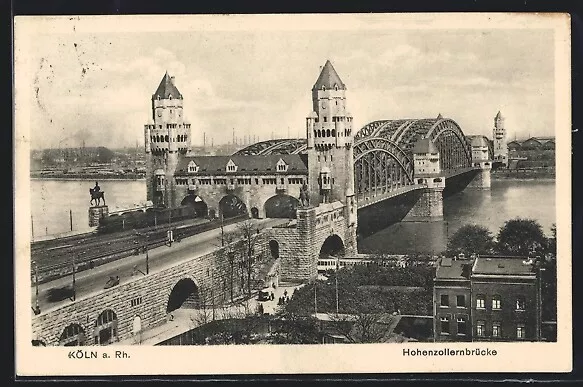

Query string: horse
90 187 106 206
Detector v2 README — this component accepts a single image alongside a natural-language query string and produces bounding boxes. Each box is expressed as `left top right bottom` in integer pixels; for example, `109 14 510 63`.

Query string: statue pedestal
88 205 109 227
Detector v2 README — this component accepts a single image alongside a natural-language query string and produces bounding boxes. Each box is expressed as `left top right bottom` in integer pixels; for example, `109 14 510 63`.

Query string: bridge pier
467 162 492 189
403 177 444 222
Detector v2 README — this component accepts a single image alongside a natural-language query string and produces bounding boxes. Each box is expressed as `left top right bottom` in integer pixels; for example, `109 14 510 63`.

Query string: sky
15 14 560 150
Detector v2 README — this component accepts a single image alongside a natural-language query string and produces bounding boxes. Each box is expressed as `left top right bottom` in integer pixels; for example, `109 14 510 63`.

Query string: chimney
170 76 175 85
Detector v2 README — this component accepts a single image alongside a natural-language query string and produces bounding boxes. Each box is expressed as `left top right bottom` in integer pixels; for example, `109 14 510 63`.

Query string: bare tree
237 220 263 298
330 312 399 343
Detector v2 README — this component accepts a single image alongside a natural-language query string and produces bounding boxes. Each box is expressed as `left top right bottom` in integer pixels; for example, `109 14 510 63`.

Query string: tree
496 218 547 256
237 220 262 298
447 224 495 256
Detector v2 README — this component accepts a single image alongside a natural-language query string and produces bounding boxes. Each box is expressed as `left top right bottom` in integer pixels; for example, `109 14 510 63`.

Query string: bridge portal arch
219 194 247 219
167 277 200 313
264 194 300 219
319 234 345 258
59 323 86 346
181 194 208 217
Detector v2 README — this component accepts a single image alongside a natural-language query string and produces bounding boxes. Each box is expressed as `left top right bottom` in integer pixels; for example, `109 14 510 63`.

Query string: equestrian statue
90 181 106 206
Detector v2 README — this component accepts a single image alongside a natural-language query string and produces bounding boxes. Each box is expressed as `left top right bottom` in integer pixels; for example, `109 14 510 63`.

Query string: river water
29 179 555 254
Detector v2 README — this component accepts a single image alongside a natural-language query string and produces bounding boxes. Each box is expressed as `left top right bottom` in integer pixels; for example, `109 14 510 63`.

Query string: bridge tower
305 60 356 209
468 136 492 189
279 60 358 282
144 72 192 208
404 138 445 221
493 110 508 168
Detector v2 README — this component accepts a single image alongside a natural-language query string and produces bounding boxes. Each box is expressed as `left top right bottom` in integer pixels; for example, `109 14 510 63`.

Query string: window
457 295 466 308
516 296 526 311
440 294 449 307
492 295 501 310
516 324 525 339
323 117 327 123
476 295 485 309
476 320 485 337
457 317 467 335
492 322 501 338
440 316 450 334
130 297 142 307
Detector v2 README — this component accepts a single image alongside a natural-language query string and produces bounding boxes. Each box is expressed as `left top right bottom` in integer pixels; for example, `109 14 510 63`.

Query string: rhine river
29 178 555 254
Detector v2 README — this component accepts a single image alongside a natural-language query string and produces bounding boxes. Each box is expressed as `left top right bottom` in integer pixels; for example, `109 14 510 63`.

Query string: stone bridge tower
305 60 356 211
277 60 358 282
144 72 192 207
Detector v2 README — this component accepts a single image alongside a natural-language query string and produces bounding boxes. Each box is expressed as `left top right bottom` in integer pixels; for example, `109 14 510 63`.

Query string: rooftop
435 257 473 280
312 60 346 91
174 154 309 175
472 256 536 276
153 72 183 100
412 138 438 154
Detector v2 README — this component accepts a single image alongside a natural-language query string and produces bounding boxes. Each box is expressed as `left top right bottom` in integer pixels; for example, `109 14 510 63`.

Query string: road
31 218 287 315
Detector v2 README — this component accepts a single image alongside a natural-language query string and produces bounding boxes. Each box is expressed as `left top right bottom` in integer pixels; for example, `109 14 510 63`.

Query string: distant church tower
493 110 508 167
144 72 192 207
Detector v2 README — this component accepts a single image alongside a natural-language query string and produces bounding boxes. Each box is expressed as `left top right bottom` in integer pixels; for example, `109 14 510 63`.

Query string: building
143 60 358 282
434 255 542 342
492 111 509 168
507 137 555 151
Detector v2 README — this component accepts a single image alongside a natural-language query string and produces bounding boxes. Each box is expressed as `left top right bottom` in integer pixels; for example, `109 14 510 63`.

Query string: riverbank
491 169 555 180
31 174 145 181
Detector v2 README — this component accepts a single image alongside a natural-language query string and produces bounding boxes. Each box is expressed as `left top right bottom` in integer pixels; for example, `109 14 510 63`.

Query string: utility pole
33 261 40 314
220 211 225 246
31 215 34 241
69 209 73 232
72 254 77 301
145 235 150 274
335 255 339 315
314 279 318 316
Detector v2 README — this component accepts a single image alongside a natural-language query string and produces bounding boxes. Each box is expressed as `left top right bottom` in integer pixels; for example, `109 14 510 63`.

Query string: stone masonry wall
403 187 444 221
32 234 269 346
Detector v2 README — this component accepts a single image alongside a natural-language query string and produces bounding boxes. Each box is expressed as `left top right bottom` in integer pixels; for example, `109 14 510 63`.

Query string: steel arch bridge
234 117 478 203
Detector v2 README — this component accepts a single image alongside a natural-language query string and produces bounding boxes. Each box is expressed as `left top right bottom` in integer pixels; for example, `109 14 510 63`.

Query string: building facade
434 256 541 342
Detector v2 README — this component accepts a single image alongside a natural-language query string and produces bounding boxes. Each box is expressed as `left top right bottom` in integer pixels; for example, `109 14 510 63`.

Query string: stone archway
181 194 209 217
59 323 86 346
264 194 300 219
93 309 118 345
167 278 200 313
320 234 345 258
219 194 247 219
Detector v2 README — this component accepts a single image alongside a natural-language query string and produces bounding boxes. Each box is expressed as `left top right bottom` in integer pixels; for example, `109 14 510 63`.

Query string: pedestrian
284 289 288 297
270 292 274 300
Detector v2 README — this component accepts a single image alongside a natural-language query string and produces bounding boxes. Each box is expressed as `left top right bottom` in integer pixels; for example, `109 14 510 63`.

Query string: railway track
31 214 249 282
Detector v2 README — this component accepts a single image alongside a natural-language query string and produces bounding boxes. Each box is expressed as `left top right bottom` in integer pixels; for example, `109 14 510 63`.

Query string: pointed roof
413 138 438 154
152 71 183 100
437 113 443 119
495 110 503 119
312 60 346 91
